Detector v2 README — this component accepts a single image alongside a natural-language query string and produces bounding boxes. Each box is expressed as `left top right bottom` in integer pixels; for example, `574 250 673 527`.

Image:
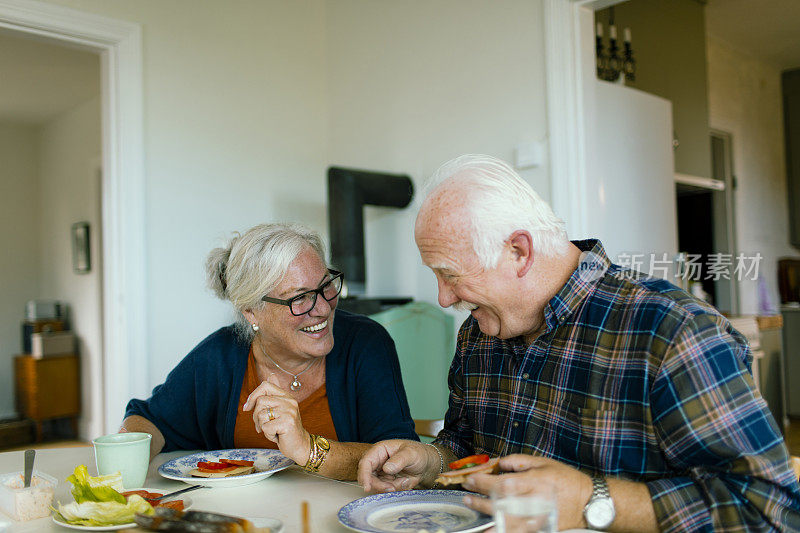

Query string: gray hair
205 223 326 341
423 154 569 268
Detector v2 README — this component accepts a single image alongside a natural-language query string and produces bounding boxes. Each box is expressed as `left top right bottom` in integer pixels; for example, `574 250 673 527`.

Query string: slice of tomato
123 490 164 500
219 459 254 467
448 454 490 470
157 500 185 511
196 461 232 470
197 465 238 474
121 490 151 499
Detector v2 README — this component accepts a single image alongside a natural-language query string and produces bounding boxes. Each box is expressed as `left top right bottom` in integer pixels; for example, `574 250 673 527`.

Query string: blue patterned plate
338 490 493 533
157 449 294 488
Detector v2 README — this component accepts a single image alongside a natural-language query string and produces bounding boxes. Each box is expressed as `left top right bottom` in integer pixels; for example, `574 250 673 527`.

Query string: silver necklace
255 343 318 391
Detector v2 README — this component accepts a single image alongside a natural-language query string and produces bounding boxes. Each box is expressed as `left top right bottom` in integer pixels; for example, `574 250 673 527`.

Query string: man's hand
461 454 593 531
357 440 441 493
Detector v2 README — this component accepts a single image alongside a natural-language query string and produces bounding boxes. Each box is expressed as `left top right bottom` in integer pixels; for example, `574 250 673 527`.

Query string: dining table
0 446 596 532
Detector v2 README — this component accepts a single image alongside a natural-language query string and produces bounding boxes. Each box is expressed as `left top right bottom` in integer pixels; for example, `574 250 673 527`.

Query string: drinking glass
93 432 151 488
491 476 557 533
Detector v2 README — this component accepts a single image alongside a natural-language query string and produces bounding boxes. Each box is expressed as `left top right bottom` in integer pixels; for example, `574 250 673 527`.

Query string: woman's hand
242 374 311 465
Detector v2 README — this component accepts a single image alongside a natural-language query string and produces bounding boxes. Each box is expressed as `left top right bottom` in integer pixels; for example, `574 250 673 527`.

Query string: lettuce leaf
56 495 153 526
55 465 153 526
66 465 125 504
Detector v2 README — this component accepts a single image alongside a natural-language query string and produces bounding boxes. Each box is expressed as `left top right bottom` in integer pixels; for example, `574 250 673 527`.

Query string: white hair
205 223 326 340
423 154 569 268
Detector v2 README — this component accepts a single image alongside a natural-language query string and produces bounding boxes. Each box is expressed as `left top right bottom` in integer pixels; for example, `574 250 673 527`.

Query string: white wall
37 96 103 437
326 0 550 308
39 0 332 394
25 0 554 431
707 35 795 314
32 0 552 410
0 123 40 419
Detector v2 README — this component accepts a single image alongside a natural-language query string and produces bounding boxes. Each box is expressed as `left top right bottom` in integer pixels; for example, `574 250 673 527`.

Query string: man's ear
507 230 535 277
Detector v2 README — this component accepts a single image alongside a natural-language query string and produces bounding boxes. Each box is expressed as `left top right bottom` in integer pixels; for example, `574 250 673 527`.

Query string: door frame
0 0 147 434
710 129 740 314
543 0 627 239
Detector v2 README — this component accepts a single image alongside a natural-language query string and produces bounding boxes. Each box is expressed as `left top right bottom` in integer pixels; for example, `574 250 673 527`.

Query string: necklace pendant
290 379 301 391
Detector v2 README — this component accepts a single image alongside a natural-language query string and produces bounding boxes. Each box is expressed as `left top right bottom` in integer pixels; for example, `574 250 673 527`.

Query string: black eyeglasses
262 269 344 316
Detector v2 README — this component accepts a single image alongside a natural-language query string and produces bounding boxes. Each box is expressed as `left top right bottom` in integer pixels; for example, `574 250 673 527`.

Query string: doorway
675 131 738 314
0 0 146 437
0 28 102 442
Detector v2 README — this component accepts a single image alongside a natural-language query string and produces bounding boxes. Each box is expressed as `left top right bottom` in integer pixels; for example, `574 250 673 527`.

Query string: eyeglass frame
261 269 344 316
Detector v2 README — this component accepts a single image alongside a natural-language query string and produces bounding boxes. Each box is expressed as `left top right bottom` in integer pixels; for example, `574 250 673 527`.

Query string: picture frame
71 221 91 274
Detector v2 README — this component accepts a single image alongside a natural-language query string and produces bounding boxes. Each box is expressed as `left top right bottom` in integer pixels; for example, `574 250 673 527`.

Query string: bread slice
188 465 255 478
435 458 500 486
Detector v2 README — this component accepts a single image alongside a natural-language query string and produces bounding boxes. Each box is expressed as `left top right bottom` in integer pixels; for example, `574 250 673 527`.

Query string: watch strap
592 475 610 499
584 475 615 531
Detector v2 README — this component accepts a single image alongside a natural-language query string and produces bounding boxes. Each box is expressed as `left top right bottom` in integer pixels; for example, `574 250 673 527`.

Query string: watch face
587 499 615 529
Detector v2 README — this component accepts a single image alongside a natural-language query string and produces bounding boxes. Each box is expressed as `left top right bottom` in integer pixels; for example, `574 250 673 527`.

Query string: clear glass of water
491 477 557 533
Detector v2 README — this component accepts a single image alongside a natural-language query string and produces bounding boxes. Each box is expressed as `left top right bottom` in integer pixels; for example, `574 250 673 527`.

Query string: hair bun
205 245 232 299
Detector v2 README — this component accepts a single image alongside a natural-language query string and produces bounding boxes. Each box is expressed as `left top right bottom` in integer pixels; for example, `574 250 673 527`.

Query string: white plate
338 490 494 533
52 516 133 531
157 449 294 488
52 487 193 530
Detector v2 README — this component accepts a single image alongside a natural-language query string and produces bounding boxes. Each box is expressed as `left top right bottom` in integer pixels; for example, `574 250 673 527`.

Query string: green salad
53 465 154 526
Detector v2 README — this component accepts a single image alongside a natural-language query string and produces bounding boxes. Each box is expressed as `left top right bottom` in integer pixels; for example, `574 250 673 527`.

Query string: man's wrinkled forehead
417 182 468 232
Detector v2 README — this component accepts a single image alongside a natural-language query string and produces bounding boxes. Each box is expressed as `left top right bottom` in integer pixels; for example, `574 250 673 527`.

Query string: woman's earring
251 323 259 332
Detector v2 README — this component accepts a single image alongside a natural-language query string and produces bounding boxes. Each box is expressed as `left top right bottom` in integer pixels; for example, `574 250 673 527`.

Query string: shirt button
522 373 529 379
513 422 519 428
559 316 566 323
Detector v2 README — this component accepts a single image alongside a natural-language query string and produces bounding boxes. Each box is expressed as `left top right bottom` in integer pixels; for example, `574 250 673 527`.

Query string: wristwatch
583 475 615 531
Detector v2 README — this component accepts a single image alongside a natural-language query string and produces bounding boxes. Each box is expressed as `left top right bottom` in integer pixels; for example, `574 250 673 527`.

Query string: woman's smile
300 318 330 337
301 319 327 333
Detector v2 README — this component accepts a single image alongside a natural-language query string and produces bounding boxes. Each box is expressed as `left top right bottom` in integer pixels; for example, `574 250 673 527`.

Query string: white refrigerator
582 79 679 277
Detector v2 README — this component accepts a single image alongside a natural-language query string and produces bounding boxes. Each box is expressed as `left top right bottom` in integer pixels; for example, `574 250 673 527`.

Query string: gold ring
267 407 275 421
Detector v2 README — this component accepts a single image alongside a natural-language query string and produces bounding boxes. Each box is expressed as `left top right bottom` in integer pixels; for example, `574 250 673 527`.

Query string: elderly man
358 155 800 531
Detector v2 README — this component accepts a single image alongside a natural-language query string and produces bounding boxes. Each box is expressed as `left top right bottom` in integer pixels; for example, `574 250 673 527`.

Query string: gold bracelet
304 433 317 469
303 434 330 473
312 435 330 472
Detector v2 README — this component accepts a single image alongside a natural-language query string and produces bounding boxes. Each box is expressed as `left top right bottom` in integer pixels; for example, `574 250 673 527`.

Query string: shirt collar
543 239 611 330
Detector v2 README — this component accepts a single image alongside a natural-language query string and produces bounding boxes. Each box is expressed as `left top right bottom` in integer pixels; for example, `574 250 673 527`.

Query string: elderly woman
122 223 417 480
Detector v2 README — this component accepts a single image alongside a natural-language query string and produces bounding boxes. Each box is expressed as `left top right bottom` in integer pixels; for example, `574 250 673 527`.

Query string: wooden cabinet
14 354 80 440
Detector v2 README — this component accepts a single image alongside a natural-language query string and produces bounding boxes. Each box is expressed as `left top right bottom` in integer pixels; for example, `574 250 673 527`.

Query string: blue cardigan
126 310 418 451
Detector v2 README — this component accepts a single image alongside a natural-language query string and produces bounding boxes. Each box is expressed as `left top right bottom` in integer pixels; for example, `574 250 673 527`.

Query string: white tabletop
0 446 365 532
0 447 596 533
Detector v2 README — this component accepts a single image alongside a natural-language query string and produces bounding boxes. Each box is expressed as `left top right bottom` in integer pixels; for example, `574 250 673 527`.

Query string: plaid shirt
434 240 800 532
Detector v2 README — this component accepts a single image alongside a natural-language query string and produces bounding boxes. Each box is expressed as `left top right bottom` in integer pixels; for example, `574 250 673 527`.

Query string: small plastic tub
0 471 57 521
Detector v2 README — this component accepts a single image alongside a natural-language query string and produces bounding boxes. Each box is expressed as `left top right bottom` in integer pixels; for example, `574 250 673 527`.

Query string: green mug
92 432 151 488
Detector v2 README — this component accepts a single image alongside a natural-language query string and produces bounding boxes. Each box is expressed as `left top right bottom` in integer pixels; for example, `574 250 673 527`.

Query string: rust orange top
234 348 338 449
